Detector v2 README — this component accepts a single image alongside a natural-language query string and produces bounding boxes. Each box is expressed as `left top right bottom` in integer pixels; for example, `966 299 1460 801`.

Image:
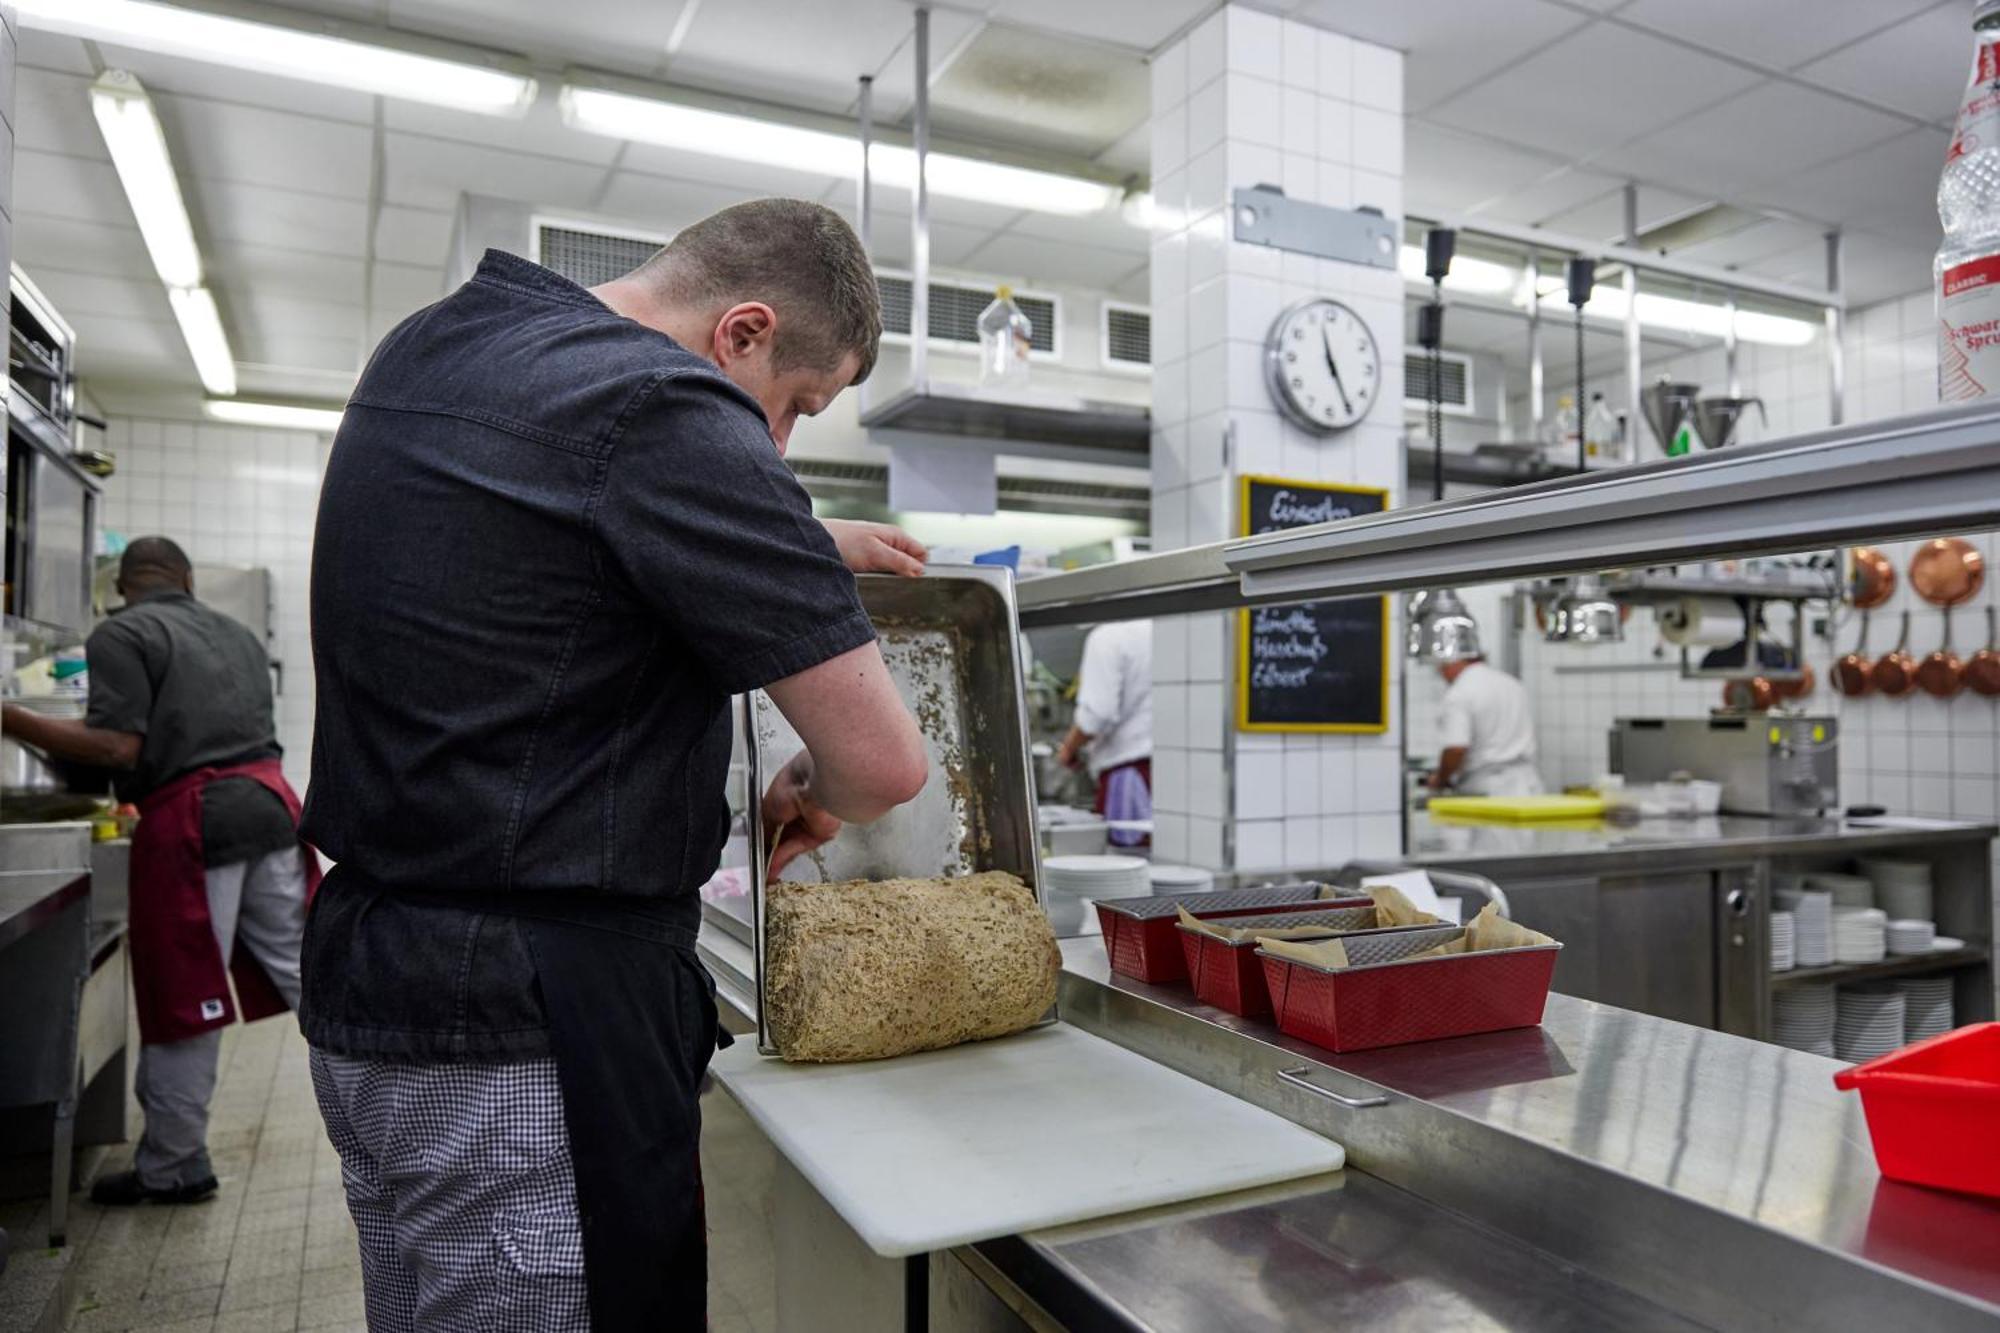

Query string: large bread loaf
765 871 1058 1063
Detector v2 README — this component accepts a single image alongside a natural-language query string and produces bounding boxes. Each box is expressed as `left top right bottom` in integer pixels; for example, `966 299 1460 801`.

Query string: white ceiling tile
14 68 106 157
22 268 167 323
388 0 680 80
382 132 610 211
197 181 372 259
1616 0 1938 73
66 311 191 386
1537 182 1711 243
1426 24 1765 159
1793 3 1970 124
244 328 365 375
84 43 377 123
589 171 778 234
1403 121 1569 215
928 23 1150 159
611 141 847 200
381 90 623 165
1600 82 1910 199
984 0 1210 51
1095 121 1150 175
1287 0 1590 114
1465 169 1625 229
221 246 369 308
373 205 457 268
955 229 1151 289
369 261 447 321
158 95 375 197
14 213 156 282
12 148 128 224
1001 207 1149 257
1670 217 1827 272
1746 126 1948 240
16 29 96 75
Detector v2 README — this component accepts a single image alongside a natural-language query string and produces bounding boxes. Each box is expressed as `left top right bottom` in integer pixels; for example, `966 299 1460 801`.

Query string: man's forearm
1434 746 1468 787
1 707 140 769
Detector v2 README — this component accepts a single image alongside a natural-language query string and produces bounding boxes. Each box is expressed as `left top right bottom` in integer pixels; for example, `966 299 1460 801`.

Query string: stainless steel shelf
1597 571 1841 604
1017 402 2000 628
859 381 1149 454
1769 946 1989 989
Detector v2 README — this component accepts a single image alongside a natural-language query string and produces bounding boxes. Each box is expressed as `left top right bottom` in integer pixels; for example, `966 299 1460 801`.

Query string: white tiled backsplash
94 416 329 797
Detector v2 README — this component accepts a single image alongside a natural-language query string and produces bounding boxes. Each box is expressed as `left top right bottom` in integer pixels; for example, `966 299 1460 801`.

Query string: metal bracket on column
1230 186 1397 269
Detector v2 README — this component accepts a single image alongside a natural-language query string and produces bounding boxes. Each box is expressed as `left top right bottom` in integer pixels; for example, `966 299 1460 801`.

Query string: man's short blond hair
635 198 882 384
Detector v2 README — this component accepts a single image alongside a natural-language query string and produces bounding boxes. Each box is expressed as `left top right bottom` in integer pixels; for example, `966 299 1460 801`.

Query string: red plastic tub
1258 926 1562 1053
1834 1022 2000 1200
1177 906 1408 1019
1095 884 1363 984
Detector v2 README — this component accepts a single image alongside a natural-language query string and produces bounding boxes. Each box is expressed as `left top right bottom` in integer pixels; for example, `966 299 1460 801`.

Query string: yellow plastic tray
1425 794 1607 823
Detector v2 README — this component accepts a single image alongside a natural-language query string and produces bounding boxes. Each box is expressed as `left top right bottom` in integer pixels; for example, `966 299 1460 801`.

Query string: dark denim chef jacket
298 249 874 1063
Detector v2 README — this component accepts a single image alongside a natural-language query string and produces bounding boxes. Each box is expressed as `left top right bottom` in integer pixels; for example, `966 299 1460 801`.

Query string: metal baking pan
744 564 1047 1054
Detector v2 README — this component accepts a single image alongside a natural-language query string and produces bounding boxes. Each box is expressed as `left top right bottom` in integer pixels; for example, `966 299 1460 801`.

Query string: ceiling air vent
1102 302 1151 371
531 218 668 289
1403 348 1474 416
877 272 1057 354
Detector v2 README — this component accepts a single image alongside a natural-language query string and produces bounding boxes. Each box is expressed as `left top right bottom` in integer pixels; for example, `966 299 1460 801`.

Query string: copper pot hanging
1916 607 1966 698
1833 612 1873 697
1910 537 1985 607
1850 546 1896 609
1968 606 2000 698
1722 676 1777 711
1776 661 1816 699
1872 610 1919 698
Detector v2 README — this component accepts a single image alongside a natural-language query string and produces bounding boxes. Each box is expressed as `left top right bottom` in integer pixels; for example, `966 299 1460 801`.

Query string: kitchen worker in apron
300 198 930 1333
1427 652 1545 798
0 536 313 1205
1055 619 1152 845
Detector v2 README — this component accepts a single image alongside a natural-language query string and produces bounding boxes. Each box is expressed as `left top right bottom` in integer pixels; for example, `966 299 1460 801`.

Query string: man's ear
713 302 777 365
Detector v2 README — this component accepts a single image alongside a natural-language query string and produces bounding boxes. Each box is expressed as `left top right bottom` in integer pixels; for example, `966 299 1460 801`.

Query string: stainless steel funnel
1693 396 1767 450
1640 379 1700 452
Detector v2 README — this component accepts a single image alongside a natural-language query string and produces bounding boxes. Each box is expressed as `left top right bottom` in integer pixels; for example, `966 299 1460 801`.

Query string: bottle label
1940 255 2000 401
1949 42 2000 163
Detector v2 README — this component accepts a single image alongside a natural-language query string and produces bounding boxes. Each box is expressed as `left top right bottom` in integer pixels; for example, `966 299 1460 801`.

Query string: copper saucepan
1850 546 1896 609
1872 610 1919 698
1776 661 1816 700
1833 612 1873 697
1722 676 1776 711
1968 606 2000 698
1910 537 1985 607
1916 607 1965 698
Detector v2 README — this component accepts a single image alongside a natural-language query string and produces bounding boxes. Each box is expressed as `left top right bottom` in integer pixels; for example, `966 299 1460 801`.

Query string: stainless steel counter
1407 811 1997 876
1022 938 2000 1333
0 867 89 953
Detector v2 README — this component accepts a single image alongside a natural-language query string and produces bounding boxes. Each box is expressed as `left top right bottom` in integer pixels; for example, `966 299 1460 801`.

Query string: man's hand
1426 769 1448 792
823 519 927 578
761 749 843 880
1055 724 1089 771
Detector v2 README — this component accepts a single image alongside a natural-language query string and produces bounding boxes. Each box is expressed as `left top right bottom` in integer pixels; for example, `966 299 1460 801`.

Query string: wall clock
1263 297 1381 433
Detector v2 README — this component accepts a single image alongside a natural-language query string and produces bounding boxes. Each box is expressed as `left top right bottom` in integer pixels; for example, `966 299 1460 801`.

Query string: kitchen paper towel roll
1657 596 1745 647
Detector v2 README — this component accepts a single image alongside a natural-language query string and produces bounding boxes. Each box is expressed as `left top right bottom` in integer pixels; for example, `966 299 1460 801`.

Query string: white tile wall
1149 5 1407 870
95 416 328 797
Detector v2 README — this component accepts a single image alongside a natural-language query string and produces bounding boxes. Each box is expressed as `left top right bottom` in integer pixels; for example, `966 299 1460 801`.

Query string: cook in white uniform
1428 653 1544 798
1056 620 1152 844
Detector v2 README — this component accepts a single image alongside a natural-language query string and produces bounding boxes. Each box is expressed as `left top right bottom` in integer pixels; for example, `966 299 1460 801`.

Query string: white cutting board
710 1022 1344 1258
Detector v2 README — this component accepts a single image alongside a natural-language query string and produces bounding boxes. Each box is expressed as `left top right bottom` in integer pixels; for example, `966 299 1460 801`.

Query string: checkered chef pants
310 1050 591 1331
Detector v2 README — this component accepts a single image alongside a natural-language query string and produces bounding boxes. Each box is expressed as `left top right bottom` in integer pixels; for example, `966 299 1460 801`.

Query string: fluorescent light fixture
90 71 201 288
559 85 1119 216
1534 282 1818 347
205 399 345 433
21 0 535 115
1397 244 1517 297
168 288 237 396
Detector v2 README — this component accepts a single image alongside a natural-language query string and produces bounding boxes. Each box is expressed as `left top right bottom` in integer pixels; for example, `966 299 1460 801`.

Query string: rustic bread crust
766 871 1059 1063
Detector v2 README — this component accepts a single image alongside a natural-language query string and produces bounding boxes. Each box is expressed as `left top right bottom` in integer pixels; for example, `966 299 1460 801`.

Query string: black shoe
88 1170 219 1206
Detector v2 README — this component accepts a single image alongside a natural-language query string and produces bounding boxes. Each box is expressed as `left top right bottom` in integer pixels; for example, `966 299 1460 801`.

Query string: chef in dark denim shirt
301 198 929 1332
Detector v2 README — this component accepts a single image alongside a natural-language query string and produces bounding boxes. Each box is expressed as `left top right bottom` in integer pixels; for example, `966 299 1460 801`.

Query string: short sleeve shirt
299 250 875 1061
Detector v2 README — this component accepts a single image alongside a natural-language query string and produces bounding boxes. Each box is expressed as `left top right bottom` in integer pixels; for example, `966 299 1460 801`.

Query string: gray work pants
134 845 309 1190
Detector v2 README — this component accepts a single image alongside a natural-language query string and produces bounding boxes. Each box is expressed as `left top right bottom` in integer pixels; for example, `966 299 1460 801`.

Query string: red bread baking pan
1095 884 1366 984
1177 907 1429 1019
1835 1023 2000 1200
1258 926 1562 1052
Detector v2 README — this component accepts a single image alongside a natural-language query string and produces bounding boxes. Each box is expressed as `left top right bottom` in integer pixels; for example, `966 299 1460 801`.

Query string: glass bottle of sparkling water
977 285 1033 390
1938 0 2000 402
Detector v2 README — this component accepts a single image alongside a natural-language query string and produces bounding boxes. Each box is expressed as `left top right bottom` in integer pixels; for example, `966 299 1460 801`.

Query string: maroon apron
128 757 321 1045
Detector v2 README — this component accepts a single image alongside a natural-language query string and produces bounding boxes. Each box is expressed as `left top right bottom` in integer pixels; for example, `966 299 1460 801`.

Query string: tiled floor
0 1017 780 1333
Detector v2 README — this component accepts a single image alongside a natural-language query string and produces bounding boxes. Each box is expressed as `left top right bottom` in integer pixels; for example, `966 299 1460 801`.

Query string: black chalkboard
1236 476 1389 733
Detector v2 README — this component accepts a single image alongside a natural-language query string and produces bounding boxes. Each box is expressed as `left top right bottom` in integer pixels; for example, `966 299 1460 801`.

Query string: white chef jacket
1073 620 1152 779
1439 661 1543 795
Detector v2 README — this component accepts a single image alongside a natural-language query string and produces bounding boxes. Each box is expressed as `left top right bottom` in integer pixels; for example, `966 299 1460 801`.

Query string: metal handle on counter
1274 1065 1388 1109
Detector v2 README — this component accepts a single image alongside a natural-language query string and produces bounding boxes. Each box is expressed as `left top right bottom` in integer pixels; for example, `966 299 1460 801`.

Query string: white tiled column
1149 6 1406 872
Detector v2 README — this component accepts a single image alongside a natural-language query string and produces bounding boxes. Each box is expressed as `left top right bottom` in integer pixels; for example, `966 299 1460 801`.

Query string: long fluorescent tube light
1397 244 1517 297
205 399 345 432
559 85 1119 216
90 71 201 288
168 288 237 396
21 0 535 116
1534 282 1819 348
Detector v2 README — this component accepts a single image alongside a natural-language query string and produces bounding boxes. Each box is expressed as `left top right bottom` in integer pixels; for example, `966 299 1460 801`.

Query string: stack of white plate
1896 976 1955 1042
1860 859 1934 923
1835 985 1907 1063
1806 871 1875 910
1769 910 1796 972
1885 918 1936 956
1042 854 1151 935
1833 908 1888 964
1772 984 1836 1057
1147 863 1215 897
1774 888 1833 967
